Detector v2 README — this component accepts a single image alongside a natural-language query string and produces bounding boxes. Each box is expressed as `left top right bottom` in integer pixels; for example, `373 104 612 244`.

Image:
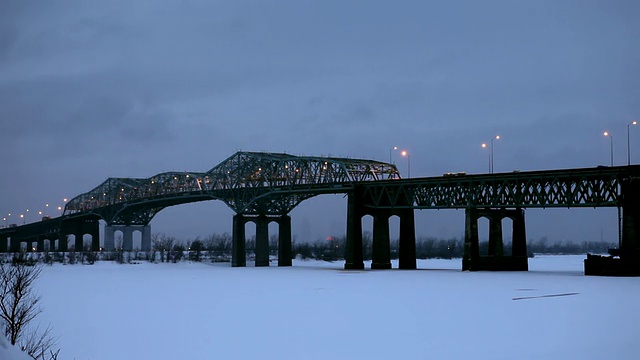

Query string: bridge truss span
359 165 640 209
63 151 400 223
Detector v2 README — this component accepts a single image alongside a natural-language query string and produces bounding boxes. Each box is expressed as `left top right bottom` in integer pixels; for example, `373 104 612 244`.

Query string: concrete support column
344 192 364 270
0 235 7 252
37 238 45 252
91 234 100 251
398 209 417 270
255 215 270 267
141 225 152 252
104 225 115 251
622 179 640 258
232 214 246 267
463 208 480 271
278 215 292 267
123 226 134 251
58 235 68 252
512 208 528 258
488 216 504 257
74 233 84 251
371 210 391 269
10 238 22 252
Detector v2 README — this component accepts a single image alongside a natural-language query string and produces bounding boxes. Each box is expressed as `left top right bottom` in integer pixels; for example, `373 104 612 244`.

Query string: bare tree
19 325 59 360
0 263 60 360
0 263 43 345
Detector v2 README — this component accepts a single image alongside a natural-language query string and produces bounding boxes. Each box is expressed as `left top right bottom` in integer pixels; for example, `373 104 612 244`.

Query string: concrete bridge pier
0 235 7 252
122 226 134 251
232 214 246 267
104 225 115 251
141 225 151 252
345 192 365 270
278 215 292 267
398 208 417 270
255 215 270 267
586 178 640 275
463 208 528 271
58 235 68 252
74 234 84 252
10 237 22 252
371 210 391 269
37 237 45 252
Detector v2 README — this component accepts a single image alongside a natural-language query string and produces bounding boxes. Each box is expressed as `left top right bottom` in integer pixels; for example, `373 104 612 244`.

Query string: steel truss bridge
1 151 640 275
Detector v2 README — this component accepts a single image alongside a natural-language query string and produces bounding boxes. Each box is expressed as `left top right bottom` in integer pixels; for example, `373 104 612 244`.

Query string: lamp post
490 135 500 173
604 131 614 166
389 146 398 164
20 214 24 224
2 217 6 228
627 121 637 166
401 150 411 178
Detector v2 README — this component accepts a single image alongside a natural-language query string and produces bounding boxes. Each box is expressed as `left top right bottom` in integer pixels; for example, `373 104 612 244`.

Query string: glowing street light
20 214 24 224
604 131 614 166
2 217 6 227
628 121 637 166
482 135 500 174
401 150 411 178
389 146 398 164
481 143 489 173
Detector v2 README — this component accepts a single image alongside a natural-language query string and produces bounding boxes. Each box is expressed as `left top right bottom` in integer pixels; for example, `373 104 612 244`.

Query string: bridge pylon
345 189 417 270
232 213 293 267
463 207 528 271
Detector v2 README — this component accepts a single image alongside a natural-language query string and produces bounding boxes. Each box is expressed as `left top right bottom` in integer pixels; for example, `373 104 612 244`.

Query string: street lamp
627 121 637 166
481 143 490 173
57 206 63 215
389 146 398 164
604 131 614 166
401 150 411 178
2 217 6 228
20 214 24 224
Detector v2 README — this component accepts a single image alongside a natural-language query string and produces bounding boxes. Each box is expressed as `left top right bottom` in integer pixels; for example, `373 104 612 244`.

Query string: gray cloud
1 0 638 243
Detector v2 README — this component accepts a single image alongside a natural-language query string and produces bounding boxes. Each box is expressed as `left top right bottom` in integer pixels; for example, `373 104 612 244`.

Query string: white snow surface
0 334 32 360
29 256 640 360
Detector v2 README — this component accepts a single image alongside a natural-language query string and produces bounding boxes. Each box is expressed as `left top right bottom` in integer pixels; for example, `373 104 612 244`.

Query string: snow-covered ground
27 256 640 360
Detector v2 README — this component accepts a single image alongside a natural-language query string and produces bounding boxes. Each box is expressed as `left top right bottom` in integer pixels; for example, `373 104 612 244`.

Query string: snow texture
27 256 640 360
0 334 32 360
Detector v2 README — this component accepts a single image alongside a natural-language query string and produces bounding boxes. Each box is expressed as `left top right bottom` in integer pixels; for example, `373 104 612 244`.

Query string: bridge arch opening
67 235 76 251
362 214 373 261
244 221 257 261
43 239 51 252
83 234 93 251
502 217 514 256
478 216 490 256
113 231 124 250
389 215 400 260
132 230 142 251
268 221 279 258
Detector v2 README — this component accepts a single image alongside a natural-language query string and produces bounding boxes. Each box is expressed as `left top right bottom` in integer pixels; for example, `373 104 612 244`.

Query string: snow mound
0 334 32 360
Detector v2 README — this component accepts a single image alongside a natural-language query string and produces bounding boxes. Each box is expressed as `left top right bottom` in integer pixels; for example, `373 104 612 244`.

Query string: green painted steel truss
359 166 640 209
64 151 399 224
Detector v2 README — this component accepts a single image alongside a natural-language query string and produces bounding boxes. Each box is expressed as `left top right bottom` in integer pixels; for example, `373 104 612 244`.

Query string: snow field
33 256 640 360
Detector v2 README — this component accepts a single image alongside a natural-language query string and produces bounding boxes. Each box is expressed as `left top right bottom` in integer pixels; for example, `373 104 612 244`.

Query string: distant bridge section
359 166 625 209
63 151 400 223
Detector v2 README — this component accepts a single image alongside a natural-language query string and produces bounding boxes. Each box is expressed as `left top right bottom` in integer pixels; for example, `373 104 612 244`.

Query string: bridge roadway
1 152 639 275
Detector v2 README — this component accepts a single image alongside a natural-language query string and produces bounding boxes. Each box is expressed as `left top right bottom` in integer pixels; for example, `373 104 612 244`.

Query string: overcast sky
1 0 639 244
